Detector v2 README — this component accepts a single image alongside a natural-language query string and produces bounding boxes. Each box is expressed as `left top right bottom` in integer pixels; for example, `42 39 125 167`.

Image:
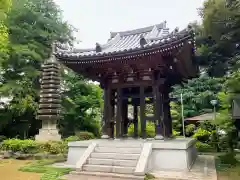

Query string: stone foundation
66 138 197 172
35 128 61 142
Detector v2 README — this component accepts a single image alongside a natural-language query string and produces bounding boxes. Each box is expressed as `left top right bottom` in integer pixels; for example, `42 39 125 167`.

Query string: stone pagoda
35 45 61 142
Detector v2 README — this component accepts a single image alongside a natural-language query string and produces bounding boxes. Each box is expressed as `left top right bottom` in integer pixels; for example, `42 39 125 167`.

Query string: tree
197 0 240 76
0 0 11 62
60 70 103 137
0 0 74 138
171 76 224 118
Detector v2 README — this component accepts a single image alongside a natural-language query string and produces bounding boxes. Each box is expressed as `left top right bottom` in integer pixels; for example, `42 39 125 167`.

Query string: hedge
0 139 40 154
0 131 95 155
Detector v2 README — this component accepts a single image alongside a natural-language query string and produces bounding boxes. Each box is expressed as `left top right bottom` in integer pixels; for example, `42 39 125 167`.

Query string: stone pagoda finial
46 42 57 63
35 42 61 142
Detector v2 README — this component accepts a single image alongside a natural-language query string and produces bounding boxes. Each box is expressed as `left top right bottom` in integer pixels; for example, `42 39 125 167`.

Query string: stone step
91 152 140 160
87 158 138 167
83 164 135 174
94 147 142 154
70 171 144 180
97 143 143 148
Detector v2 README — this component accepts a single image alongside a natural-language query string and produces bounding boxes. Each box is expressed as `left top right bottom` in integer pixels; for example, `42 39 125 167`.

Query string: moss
144 173 155 180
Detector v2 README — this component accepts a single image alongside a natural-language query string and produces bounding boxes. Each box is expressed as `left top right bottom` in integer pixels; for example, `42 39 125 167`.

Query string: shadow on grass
19 159 73 180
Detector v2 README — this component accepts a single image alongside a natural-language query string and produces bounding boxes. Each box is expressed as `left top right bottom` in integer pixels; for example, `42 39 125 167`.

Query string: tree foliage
0 0 74 138
0 0 11 62
197 0 240 76
171 76 224 117
60 71 102 137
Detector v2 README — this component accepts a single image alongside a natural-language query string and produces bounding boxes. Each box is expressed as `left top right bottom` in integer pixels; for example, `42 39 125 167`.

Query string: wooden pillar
101 87 110 139
109 90 115 138
163 91 172 138
116 88 122 138
133 104 138 138
140 86 146 138
153 84 164 139
122 99 128 137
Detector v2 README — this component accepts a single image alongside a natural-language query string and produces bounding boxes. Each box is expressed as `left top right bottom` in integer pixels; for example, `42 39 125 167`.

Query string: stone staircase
71 141 145 180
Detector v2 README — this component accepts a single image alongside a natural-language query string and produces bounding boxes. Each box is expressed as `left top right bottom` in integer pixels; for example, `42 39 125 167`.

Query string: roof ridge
110 21 167 38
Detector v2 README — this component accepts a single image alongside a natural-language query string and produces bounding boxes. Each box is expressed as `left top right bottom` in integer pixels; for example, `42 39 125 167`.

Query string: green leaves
59 71 102 137
171 76 224 117
0 0 74 138
197 0 240 76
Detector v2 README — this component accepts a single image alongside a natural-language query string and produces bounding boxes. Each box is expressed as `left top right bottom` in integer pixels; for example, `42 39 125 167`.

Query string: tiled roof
56 21 193 58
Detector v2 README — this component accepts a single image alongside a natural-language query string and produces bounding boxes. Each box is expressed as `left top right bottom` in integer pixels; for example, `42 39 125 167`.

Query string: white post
181 93 185 137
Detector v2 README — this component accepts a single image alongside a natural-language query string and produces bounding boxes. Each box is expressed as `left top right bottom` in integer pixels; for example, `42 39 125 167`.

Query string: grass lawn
202 152 240 180
216 154 240 180
217 165 240 180
0 159 42 180
0 158 73 180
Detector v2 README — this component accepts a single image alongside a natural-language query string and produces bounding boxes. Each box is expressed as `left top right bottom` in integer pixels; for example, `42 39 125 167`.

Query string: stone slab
63 171 144 180
151 155 217 180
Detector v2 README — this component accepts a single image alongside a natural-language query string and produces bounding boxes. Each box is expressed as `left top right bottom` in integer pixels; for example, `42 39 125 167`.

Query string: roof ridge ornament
140 34 147 47
96 43 102 52
174 27 179 33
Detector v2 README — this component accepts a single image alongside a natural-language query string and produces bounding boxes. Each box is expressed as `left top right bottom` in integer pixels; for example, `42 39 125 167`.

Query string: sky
54 0 205 48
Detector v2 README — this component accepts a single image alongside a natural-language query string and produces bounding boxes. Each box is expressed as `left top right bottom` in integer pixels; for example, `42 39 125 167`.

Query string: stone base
35 128 61 142
66 138 197 172
154 134 164 140
101 134 109 139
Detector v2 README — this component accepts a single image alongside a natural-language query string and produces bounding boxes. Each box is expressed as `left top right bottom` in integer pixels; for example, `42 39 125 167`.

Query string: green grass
19 159 73 180
202 152 240 180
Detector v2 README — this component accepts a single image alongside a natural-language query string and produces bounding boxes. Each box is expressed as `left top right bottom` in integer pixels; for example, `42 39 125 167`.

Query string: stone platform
35 128 61 142
66 138 197 178
61 155 216 180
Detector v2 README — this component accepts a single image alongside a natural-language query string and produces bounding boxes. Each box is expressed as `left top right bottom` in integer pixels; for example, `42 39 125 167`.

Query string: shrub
209 130 219 152
192 128 211 142
40 141 67 154
195 141 213 152
64 136 80 142
173 129 181 137
0 135 7 142
0 139 40 153
128 121 155 138
185 124 196 136
75 131 95 140
146 122 155 138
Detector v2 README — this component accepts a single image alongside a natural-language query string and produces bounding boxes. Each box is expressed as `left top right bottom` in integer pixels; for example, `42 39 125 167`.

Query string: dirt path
0 159 42 180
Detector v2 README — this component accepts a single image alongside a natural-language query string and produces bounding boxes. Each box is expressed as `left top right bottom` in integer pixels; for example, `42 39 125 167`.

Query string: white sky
54 0 205 48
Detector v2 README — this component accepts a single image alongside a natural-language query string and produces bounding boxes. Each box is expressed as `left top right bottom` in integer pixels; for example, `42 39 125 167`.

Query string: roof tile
56 21 193 58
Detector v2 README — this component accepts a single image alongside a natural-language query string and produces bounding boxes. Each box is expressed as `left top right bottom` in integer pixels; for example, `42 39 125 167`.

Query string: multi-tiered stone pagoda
35 49 61 141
